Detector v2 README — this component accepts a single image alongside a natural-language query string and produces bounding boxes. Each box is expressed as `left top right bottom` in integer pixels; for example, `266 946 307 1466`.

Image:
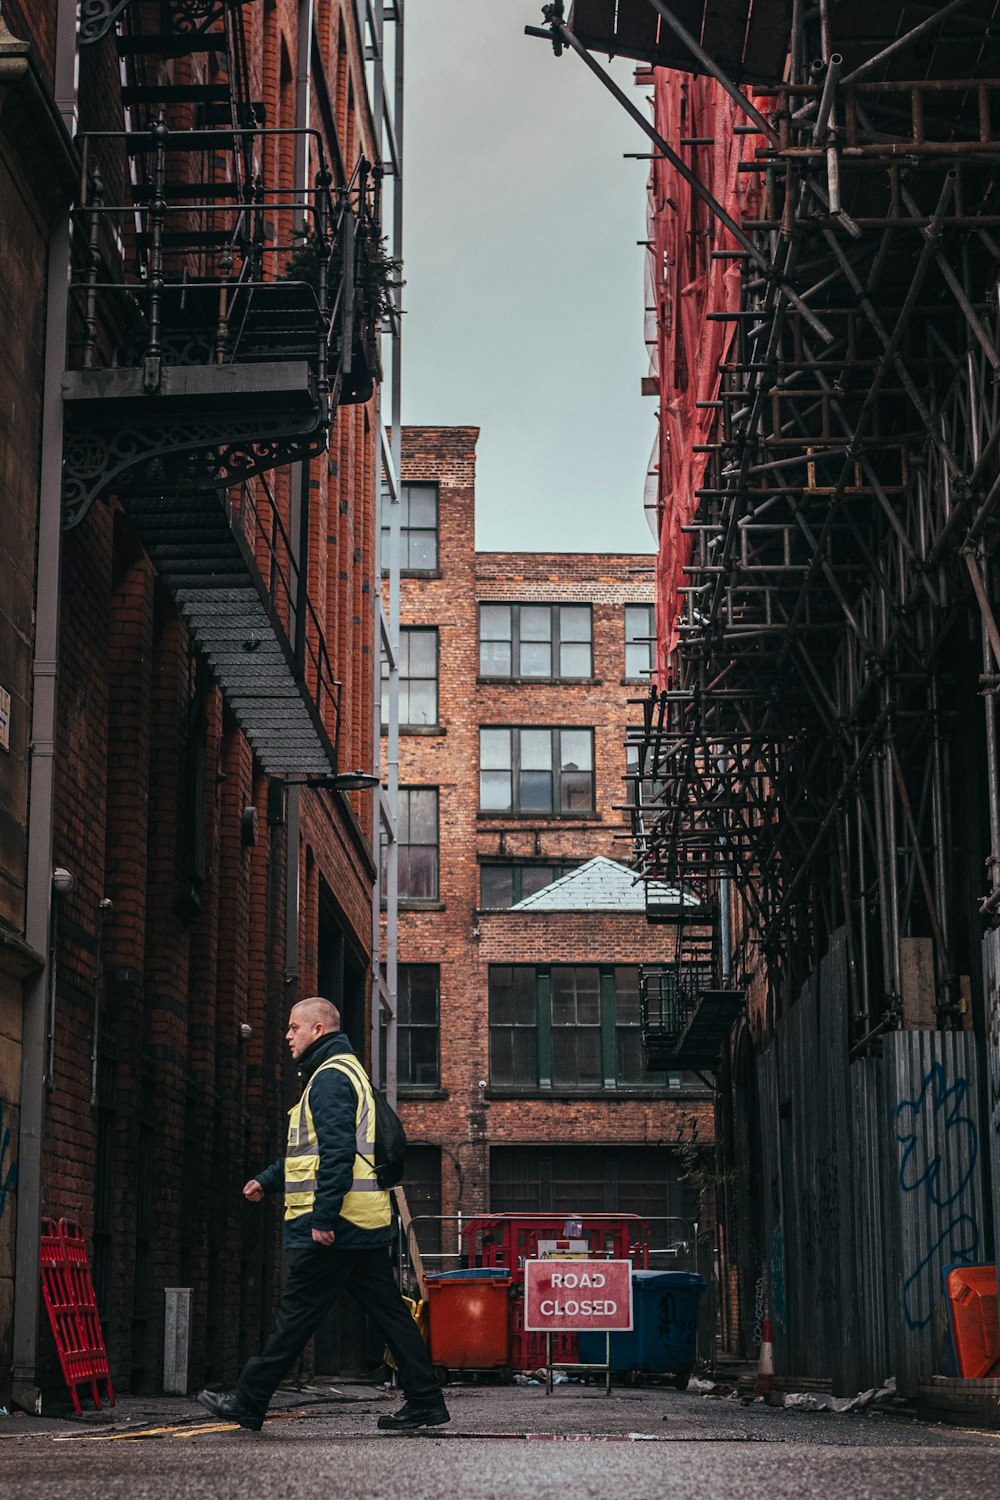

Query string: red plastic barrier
40 1218 115 1415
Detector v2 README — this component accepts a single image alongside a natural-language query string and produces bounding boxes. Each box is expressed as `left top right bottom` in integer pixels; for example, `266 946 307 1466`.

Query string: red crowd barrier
40 1218 115 1415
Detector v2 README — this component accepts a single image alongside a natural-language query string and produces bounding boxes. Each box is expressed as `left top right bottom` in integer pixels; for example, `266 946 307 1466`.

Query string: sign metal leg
605 1330 611 1395
546 1332 552 1396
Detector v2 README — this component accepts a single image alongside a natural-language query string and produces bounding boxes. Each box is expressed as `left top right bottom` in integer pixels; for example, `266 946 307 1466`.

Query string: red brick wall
29 1 383 1398
387 428 715 1253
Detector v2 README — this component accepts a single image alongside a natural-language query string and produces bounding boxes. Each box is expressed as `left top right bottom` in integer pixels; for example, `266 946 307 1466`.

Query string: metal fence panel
983 931 1000 1311
883 1030 986 1396
850 1056 893 1386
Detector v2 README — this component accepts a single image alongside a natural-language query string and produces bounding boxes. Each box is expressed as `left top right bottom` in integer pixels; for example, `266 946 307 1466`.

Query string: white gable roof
509 855 685 913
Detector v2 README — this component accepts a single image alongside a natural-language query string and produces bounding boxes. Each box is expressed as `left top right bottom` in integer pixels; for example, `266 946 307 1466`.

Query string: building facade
2 0 400 1408
383 427 715 1282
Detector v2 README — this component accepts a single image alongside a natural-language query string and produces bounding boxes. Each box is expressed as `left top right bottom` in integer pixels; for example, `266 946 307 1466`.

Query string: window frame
478 603 593 681
381 626 439 729
624 603 655 681
487 964 671 1092
479 726 595 816
394 785 440 904
381 482 440 574
479 860 579 909
396 963 441 1089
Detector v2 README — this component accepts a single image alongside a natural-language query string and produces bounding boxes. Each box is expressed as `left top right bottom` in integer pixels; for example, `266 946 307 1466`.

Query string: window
625 744 665 812
397 964 440 1087
480 862 578 909
488 966 538 1087
490 1146 698 1249
479 727 594 814
381 627 438 728
479 604 592 679
625 604 655 680
394 787 439 901
381 483 439 572
550 966 602 1088
488 965 669 1091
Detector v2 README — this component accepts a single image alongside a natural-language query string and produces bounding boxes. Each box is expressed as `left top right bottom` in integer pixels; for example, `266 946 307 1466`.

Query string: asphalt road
3 1384 998 1500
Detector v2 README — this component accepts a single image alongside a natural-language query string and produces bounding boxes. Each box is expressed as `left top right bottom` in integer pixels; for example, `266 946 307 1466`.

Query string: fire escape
536 2 1000 1057
68 0 383 777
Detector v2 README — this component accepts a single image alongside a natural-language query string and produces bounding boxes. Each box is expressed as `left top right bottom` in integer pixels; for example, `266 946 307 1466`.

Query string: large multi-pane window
479 861 578 909
479 604 592 680
625 604 655 680
381 483 439 572
397 964 440 1087
490 1146 698 1248
396 787 439 902
381 627 438 728
479 727 594 814
488 965 668 1090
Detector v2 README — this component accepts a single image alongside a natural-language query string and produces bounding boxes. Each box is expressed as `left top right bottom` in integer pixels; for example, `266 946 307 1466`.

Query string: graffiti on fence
0 1097 17 1221
894 1062 980 1330
770 1222 786 1327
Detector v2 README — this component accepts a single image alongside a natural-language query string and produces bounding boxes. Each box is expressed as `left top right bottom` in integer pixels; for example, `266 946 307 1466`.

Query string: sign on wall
524 1258 633 1332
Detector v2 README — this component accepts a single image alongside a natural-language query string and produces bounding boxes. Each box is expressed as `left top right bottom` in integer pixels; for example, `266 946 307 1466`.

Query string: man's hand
311 1228 336 1246
243 1179 264 1203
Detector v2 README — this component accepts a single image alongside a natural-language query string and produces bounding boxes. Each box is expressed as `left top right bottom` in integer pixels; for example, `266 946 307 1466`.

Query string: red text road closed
524 1259 634 1332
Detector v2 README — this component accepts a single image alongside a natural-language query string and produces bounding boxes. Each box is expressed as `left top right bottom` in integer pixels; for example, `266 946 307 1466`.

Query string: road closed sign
524 1258 633 1332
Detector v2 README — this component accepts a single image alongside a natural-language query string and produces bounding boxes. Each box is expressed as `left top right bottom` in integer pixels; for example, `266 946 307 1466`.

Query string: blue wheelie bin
578 1270 705 1388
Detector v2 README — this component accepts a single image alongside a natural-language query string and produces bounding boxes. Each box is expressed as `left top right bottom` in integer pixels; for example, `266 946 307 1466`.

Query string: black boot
377 1398 451 1431
196 1389 265 1431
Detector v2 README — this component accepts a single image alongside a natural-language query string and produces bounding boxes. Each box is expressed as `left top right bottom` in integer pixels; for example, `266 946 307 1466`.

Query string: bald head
286 996 341 1059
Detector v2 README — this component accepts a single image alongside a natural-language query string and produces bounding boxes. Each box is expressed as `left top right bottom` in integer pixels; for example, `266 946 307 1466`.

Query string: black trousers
236 1243 440 1413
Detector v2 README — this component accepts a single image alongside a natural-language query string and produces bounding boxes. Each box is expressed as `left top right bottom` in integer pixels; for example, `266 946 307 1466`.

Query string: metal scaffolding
532 1 1000 1050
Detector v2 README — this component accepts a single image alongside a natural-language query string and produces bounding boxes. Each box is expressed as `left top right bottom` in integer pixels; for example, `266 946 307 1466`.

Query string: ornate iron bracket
63 413 328 530
80 0 239 46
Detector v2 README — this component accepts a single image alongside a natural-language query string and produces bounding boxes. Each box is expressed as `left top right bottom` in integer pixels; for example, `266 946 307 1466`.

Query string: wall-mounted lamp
52 866 77 897
306 770 382 791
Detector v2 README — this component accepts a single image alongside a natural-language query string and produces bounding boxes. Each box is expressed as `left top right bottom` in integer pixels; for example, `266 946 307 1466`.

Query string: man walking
198 996 449 1432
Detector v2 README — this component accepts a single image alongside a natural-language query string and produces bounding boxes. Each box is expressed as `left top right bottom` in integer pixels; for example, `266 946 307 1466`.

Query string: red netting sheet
646 72 770 680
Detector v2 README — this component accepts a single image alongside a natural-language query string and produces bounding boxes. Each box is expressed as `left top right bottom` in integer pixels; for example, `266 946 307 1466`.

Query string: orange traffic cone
753 1315 774 1398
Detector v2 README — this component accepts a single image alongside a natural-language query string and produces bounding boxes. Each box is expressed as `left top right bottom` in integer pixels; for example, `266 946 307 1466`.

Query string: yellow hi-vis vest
284 1054 391 1230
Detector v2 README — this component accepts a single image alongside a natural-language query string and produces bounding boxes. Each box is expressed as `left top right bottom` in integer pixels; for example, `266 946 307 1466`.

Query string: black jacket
256 1032 391 1250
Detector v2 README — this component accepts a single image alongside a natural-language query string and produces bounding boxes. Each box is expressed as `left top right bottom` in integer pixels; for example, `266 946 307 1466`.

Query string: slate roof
509 855 686 913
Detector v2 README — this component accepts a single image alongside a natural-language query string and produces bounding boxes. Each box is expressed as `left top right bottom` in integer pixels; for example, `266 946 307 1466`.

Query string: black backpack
333 1054 407 1189
370 1087 407 1190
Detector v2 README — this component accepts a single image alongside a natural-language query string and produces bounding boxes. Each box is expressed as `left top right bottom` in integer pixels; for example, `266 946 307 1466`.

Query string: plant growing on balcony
285 223 403 323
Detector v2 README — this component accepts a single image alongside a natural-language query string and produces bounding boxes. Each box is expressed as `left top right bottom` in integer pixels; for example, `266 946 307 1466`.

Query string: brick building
2 1 400 1408
383 427 714 1271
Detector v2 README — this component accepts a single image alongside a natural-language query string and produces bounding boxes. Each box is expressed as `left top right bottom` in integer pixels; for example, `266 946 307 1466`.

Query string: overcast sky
401 1 656 555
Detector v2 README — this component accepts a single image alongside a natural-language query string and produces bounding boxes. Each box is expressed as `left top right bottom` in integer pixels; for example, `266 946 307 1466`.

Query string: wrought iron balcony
640 963 743 1072
63 0 386 778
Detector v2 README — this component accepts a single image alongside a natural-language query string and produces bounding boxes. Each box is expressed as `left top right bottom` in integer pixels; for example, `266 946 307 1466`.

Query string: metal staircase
68 1 383 778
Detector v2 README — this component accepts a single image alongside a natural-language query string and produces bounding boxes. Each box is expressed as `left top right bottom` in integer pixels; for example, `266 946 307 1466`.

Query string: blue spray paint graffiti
0 1097 18 1220
894 1063 980 1330
770 1222 786 1327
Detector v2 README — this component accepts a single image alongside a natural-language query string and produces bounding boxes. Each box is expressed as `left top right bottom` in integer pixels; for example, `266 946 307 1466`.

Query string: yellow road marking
49 1404 328 1443
171 1423 242 1437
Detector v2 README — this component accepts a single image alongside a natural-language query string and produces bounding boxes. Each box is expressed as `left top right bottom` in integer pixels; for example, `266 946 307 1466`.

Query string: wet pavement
2 1381 998 1499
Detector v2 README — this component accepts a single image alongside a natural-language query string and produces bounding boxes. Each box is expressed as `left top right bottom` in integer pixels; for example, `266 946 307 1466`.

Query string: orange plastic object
945 1265 1000 1379
426 1275 512 1371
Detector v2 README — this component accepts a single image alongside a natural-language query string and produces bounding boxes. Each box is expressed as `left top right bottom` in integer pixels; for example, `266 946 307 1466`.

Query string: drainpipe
11 0 78 1413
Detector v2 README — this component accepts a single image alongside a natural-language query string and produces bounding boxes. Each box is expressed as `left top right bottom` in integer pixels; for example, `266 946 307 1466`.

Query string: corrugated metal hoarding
756 929 987 1394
